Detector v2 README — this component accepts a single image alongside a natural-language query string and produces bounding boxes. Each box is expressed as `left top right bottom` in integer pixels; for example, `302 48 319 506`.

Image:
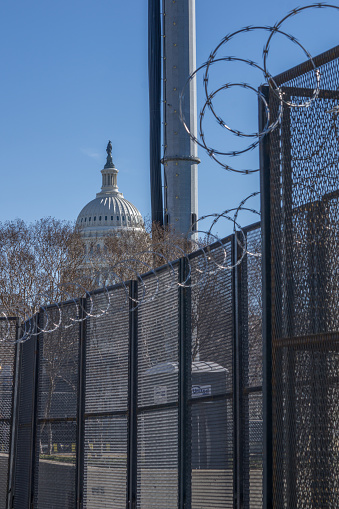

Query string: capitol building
76 141 144 251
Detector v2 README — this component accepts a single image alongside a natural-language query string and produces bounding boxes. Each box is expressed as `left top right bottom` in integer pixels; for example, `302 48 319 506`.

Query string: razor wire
1 3 339 342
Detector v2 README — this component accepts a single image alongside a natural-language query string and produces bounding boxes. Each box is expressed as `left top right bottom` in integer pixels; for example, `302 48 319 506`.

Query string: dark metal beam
148 0 163 225
234 233 244 509
273 45 339 86
6 319 20 509
127 280 138 509
259 85 273 509
178 257 191 509
76 298 87 509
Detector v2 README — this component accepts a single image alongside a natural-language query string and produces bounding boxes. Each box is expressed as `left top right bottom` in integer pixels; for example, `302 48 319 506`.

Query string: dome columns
99 167 120 196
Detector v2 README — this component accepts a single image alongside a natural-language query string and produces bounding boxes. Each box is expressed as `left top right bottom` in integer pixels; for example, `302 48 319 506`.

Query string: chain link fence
261 46 339 508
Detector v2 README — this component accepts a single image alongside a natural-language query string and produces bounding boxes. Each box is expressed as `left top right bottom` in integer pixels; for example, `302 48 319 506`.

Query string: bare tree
0 218 87 454
0 216 196 325
0 217 90 316
95 220 193 284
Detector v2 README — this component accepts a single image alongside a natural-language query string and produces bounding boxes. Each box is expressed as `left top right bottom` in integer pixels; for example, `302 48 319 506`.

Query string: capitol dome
76 141 144 247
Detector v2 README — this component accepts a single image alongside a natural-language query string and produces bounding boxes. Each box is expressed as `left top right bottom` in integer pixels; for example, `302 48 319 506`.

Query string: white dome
76 142 144 241
76 195 143 238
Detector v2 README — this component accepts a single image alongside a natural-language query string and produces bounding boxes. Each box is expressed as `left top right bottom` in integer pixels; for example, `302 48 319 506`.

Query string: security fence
0 319 17 509
260 45 339 508
2 46 339 509
0 226 263 509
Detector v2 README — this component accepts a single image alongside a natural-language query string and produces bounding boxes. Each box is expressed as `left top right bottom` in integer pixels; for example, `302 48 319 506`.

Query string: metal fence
0 226 264 509
0 318 17 509
260 46 339 508
2 47 339 509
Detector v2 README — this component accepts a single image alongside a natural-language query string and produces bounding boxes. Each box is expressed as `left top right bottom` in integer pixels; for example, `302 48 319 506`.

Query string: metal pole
281 100 297 509
162 0 199 236
11 318 38 508
233 232 244 508
148 0 163 225
259 85 273 509
232 235 238 508
178 257 191 508
29 313 41 509
76 298 87 509
7 319 21 509
127 281 138 509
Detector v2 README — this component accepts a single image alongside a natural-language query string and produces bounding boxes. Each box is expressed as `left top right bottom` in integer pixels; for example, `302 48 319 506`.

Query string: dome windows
77 194 143 237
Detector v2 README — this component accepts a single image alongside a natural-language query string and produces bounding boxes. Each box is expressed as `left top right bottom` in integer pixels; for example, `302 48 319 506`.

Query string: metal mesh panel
83 286 130 508
137 267 179 509
36 421 77 508
137 408 178 508
0 319 16 509
241 226 263 509
190 400 233 508
268 47 339 508
35 303 79 509
189 242 234 509
6 233 267 507
0 422 11 507
83 416 127 509
85 288 129 415
246 393 263 508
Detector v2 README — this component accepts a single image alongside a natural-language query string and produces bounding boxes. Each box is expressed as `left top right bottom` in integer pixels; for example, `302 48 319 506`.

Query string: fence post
259 84 273 509
233 233 244 509
76 298 87 509
178 257 191 509
11 317 39 508
29 313 41 509
127 280 138 509
7 319 21 509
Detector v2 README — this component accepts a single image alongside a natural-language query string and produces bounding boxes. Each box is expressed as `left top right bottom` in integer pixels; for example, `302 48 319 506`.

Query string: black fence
2 47 339 509
260 46 339 508
0 226 263 509
0 319 17 509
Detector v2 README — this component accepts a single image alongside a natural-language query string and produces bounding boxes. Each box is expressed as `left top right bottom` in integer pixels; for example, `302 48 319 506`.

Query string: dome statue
76 142 144 250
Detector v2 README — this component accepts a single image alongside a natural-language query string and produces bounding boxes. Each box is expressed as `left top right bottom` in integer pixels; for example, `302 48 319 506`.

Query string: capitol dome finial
104 140 115 169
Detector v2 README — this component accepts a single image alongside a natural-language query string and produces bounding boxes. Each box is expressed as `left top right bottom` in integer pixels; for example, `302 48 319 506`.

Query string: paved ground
1 456 263 509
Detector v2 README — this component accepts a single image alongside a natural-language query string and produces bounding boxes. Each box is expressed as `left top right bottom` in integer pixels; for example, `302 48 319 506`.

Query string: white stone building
76 141 144 252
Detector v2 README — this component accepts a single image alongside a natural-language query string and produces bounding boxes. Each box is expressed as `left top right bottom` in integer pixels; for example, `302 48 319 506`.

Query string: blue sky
1 1 338 236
